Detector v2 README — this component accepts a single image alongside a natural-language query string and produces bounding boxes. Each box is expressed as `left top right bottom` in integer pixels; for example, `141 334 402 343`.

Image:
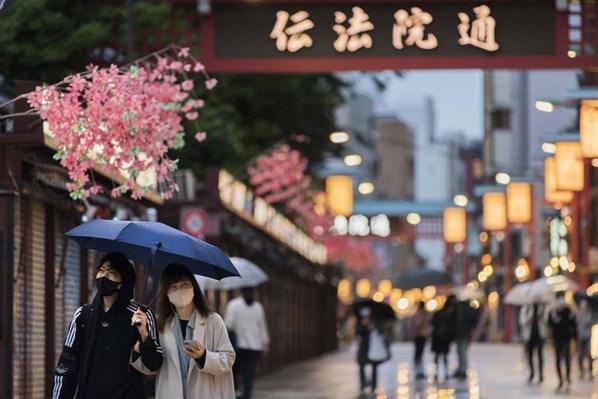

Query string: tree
0 0 169 83
0 1 346 182
179 73 346 179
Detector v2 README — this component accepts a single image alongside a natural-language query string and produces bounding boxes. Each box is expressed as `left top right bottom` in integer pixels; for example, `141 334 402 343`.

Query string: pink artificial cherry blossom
27 46 215 201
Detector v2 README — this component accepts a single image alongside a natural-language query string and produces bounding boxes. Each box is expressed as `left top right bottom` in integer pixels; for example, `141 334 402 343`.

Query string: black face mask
96 277 120 297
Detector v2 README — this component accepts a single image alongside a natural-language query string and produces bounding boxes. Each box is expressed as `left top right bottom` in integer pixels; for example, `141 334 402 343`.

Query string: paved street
254 343 597 399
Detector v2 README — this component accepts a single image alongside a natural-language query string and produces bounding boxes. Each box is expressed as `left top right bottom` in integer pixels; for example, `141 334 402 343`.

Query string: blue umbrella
66 220 239 279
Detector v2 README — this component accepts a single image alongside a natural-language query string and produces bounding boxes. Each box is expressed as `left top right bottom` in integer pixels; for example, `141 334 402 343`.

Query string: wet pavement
253 343 597 399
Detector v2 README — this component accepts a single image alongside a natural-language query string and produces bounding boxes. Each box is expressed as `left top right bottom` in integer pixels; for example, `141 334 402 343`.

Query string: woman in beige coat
132 263 235 398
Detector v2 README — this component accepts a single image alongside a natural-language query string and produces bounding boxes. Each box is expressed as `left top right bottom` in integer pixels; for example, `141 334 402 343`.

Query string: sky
342 69 485 141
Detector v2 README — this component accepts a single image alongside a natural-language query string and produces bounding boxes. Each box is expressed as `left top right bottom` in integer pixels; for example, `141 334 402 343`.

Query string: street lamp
329 131 350 144
406 213 421 225
535 101 555 112
344 154 362 166
453 194 469 207
542 142 557 154
358 182 375 195
495 172 511 185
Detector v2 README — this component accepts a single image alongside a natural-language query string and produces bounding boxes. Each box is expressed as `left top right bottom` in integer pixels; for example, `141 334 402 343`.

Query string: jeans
526 338 544 380
456 338 469 374
234 349 262 399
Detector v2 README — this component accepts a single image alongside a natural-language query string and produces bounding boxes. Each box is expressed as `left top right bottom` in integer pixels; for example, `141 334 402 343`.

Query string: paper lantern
482 192 507 231
544 157 573 204
337 278 351 303
555 142 584 191
443 207 467 243
580 100 598 158
355 278 371 298
506 182 532 224
378 279 392 296
326 175 353 216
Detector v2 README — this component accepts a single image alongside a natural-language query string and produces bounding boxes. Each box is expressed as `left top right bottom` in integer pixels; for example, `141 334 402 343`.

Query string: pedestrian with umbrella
218 258 270 399
412 301 432 380
431 294 457 382
135 263 235 399
51 252 163 399
56 219 240 399
352 299 393 394
547 291 577 391
576 298 594 379
519 302 548 383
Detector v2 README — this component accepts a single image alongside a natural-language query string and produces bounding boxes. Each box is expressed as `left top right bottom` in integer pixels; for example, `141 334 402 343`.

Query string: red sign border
200 2 598 72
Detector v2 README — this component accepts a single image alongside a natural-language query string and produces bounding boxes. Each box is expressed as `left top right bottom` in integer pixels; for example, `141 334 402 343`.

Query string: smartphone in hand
183 340 196 350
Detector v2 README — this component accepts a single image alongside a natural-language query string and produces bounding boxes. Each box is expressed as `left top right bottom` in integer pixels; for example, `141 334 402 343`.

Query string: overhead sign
201 0 598 71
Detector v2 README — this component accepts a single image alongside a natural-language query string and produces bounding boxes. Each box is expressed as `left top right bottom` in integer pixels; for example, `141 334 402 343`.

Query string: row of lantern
441 181 533 245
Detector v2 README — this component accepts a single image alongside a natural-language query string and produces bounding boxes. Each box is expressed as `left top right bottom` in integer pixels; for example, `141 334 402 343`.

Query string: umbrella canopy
66 220 239 279
455 285 485 301
395 268 453 290
352 299 396 321
504 282 534 305
505 276 579 305
529 276 579 301
196 257 268 290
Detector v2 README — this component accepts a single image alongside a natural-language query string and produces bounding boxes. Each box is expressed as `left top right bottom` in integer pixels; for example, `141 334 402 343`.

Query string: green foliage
0 0 170 83
177 74 346 179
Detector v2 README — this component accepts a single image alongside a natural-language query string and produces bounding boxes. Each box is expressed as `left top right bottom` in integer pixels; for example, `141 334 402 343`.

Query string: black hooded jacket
52 262 163 399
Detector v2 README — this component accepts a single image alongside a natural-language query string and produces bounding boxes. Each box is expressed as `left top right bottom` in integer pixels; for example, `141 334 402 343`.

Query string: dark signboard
200 0 598 71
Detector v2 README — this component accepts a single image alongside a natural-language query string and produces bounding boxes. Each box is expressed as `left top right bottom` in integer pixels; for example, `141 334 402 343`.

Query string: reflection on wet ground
253 343 597 399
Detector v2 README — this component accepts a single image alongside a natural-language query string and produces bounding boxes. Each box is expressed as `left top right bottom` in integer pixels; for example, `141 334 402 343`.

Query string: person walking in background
431 295 456 382
453 300 478 380
576 299 594 379
412 301 432 380
225 286 270 399
52 252 163 399
134 263 235 399
519 302 547 384
355 307 391 395
548 291 577 391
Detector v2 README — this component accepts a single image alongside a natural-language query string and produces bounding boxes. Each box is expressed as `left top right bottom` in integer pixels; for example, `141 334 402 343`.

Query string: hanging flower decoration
287 191 333 239
26 45 215 200
247 144 310 204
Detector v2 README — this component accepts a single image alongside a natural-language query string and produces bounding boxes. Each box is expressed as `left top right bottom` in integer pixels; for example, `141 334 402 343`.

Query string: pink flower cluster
27 46 215 200
247 145 311 204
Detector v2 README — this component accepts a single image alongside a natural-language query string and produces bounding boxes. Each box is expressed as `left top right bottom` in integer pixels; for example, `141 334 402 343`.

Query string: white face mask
167 287 194 307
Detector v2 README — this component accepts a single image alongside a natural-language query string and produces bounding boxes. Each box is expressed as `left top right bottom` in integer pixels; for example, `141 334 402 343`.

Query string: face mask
96 277 120 297
168 287 194 307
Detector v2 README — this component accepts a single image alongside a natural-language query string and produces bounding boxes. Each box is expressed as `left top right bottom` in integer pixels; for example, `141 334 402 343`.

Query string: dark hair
97 252 136 305
155 263 211 332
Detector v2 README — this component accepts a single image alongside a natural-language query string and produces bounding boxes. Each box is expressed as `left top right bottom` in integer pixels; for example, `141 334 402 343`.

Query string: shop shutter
12 199 46 399
29 200 46 398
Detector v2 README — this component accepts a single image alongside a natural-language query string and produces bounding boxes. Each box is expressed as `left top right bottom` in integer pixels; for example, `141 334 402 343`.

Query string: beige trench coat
132 312 236 399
